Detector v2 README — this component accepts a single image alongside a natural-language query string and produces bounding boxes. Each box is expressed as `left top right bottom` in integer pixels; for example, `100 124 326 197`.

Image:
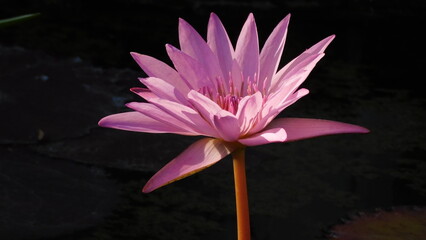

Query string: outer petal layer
266 118 369 142
207 12 234 84
235 13 259 84
98 112 196 135
239 128 287 146
178 18 223 81
143 138 236 193
259 14 290 91
130 52 189 93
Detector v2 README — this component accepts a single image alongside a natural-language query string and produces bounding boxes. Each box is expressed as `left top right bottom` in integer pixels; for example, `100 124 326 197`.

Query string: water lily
99 12 369 239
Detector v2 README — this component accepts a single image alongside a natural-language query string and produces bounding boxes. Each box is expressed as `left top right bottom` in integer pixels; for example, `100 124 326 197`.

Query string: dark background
1 0 425 239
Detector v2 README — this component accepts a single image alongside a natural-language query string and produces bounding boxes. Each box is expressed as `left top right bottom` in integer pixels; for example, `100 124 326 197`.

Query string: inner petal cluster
198 75 265 115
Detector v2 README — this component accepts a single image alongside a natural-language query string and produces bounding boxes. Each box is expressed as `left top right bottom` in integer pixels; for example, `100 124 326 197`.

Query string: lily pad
328 207 426 240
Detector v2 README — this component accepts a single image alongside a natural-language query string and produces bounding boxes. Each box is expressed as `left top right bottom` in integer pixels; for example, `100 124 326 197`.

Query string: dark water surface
1 1 425 239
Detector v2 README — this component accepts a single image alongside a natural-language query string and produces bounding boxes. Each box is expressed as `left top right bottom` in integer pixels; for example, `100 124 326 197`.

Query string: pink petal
147 97 218 137
268 53 324 97
268 53 323 104
126 102 199 135
139 77 187 104
213 113 241 142
268 35 334 93
235 13 259 84
239 128 287 146
178 18 223 80
230 59 244 93
130 52 189 93
252 53 324 135
166 44 212 90
98 112 195 135
248 88 309 135
307 34 335 54
280 88 310 109
143 138 236 193
266 118 370 142
187 90 224 118
187 90 241 141
287 35 335 71
207 13 234 83
259 14 290 91
130 87 155 101
236 91 263 134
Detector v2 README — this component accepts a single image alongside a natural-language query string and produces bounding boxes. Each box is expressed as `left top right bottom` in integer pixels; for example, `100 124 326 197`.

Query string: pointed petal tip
282 13 291 22
248 12 255 21
326 34 336 43
142 184 154 193
209 12 222 25
345 122 370 134
129 87 139 93
178 17 190 27
267 118 370 142
297 88 309 96
124 102 135 108
98 117 106 127
98 115 117 128
130 52 144 61
165 43 177 52
327 34 336 43
358 126 370 134
129 52 140 61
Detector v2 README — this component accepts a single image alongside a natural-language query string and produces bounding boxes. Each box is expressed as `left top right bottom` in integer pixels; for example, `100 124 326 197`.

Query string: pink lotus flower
99 13 369 193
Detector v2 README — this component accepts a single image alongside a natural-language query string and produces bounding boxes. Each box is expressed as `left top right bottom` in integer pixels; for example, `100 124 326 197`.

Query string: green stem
232 148 250 240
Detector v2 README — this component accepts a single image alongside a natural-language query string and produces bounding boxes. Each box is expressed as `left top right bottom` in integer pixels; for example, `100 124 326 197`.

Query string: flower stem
232 147 250 240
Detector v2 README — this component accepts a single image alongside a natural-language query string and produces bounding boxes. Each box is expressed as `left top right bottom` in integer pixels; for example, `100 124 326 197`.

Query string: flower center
198 75 263 115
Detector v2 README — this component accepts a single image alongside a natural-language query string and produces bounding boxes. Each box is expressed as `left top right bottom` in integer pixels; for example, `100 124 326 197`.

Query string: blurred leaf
328 207 426 240
0 13 41 28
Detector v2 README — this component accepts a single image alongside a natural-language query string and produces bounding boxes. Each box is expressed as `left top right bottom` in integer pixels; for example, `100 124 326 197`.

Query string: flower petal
239 128 287 146
166 44 212 90
213 113 241 142
252 53 324 134
259 14 290 91
126 102 199 135
230 59 244 92
130 52 189 93
248 88 309 135
139 77 188 105
268 35 334 93
266 118 370 142
307 34 335 54
147 97 218 137
235 13 259 84
284 35 335 75
236 91 263 134
187 90 241 141
178 18 223 80
130 87 155 101
207 12 234 83
280 88 310 109
98 111 195 135
268 52 324 98
143 138 236 193
187 90 223 117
